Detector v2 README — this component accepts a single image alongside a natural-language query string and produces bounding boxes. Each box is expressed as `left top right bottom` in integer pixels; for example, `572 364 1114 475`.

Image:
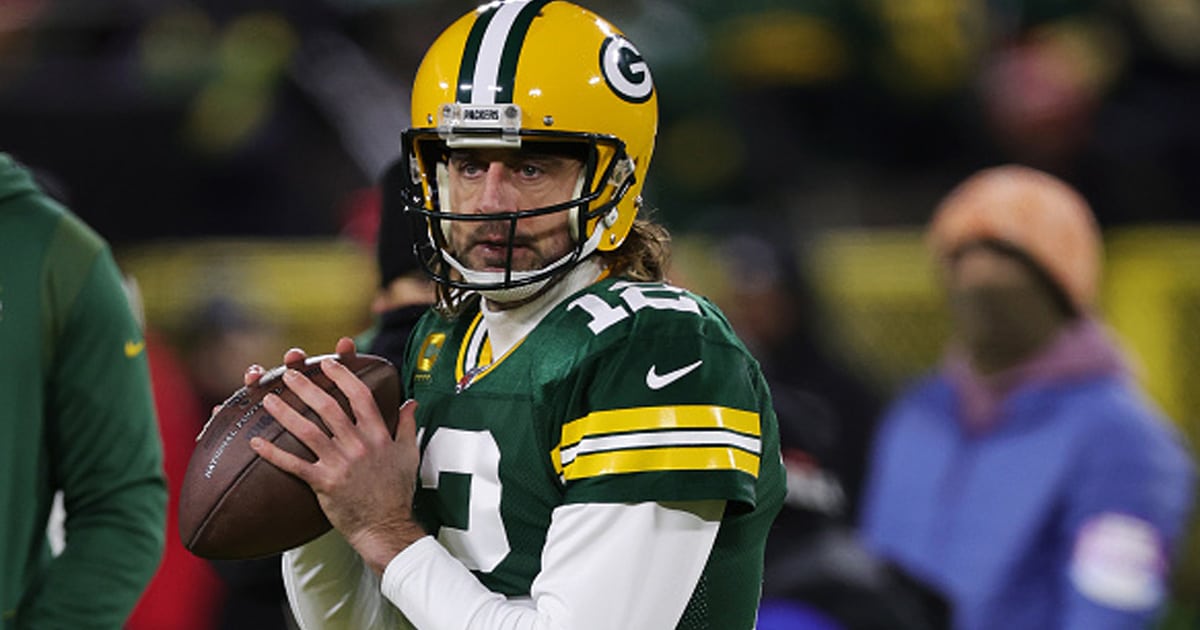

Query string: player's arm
380 500 722 630
282 499 718 630
24 219 166 625
283 529 415 630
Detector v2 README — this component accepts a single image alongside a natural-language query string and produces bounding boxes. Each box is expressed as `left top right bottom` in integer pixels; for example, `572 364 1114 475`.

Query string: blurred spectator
1063 0 1200 226
0 152 166 627
705 231 946 630
859 165 1197 630
352 156 435 366
127 327 227 630
181 297 283 413
711 231 882 521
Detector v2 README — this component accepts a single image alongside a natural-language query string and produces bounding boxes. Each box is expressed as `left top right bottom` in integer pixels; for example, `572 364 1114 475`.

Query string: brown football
179 353 400 559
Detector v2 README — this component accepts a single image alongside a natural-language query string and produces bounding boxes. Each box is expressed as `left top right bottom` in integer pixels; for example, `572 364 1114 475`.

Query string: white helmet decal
601 36 653 103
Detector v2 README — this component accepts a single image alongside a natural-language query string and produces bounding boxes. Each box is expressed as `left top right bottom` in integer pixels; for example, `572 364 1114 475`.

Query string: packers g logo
600 36 653 103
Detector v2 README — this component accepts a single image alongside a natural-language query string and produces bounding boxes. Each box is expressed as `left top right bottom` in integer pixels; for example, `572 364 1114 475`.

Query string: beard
448 219 569 273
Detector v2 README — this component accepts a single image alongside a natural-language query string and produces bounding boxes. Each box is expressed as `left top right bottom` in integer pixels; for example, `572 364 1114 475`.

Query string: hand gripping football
179 353 400 559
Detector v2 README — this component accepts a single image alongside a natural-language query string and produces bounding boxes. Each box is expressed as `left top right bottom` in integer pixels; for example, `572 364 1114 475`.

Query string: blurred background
3 0 1197 628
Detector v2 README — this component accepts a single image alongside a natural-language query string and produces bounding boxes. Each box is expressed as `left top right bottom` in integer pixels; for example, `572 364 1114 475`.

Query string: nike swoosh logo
645 359 703 390
124 340 146 358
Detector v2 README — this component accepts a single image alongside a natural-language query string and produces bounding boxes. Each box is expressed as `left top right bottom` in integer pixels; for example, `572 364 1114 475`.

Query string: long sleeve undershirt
284 501 723 629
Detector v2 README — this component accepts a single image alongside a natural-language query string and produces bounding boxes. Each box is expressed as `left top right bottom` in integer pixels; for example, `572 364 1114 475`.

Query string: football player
249 2 785 628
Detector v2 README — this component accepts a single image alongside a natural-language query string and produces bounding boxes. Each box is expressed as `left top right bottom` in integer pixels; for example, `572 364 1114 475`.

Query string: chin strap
440 219 605 303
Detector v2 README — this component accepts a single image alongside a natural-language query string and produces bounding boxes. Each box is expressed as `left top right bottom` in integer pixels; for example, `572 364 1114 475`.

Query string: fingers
395 400 420 492
242 343 332 389
263 390 338 453
396 399 418 442
251 339 387 466
254 391 340 488
335 336 357 358
242 343 303 387
243 364 264 387
320 357 391 441
278 366 360 443
284 347 308 368
250 434 313 482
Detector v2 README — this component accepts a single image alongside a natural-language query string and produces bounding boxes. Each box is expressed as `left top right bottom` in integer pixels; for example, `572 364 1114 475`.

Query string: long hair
598 216 671 282
431 215 671 318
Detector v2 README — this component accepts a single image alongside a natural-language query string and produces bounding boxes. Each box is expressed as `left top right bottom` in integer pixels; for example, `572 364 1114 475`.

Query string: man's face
443 148 583 274
946 244 1071 373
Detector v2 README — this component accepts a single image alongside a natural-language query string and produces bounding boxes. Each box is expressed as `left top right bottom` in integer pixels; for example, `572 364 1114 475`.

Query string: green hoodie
0 154 165 628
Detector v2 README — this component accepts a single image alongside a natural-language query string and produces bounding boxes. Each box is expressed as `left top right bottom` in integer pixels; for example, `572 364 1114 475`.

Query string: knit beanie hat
927 164 1103 313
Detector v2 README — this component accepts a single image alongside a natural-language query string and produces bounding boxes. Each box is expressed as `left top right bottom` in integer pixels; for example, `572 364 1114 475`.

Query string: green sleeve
550 284 768 508
20 217 166 628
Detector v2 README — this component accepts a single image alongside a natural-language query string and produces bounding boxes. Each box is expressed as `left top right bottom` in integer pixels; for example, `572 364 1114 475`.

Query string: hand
250 336 427 574
209 347 310 417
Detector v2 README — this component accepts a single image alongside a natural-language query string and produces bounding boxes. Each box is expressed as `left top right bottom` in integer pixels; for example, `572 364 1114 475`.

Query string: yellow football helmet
400 0 658 294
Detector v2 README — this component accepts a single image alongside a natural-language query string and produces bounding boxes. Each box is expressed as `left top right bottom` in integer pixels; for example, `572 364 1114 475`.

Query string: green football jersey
403 277 785 629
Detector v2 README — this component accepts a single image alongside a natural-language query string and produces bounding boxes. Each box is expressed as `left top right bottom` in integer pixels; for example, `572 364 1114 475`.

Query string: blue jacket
860 327 1195 630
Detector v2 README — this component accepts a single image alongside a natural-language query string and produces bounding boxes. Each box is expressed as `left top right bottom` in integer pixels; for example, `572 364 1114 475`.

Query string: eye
452 158 485 178
517 162 544 178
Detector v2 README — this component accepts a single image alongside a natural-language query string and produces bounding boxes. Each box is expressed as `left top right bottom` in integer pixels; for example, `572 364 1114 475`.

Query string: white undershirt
282 259 725 629
479 258 605 358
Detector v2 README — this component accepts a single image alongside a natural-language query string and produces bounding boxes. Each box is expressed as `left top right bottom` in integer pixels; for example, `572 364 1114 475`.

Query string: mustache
461 220 538 248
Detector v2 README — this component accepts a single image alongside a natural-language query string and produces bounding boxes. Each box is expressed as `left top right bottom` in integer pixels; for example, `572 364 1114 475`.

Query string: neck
480 258 604 357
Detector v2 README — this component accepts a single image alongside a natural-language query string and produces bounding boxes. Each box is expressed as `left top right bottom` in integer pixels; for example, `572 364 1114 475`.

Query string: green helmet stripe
458 0 552 105
495 0 552 104
456 5 497 103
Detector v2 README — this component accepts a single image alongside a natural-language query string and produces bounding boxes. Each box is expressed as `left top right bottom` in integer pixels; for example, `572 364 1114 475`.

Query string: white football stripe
560 429 761 466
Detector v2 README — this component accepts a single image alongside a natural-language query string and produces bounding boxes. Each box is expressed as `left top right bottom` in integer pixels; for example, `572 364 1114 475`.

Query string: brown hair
598 216 671 282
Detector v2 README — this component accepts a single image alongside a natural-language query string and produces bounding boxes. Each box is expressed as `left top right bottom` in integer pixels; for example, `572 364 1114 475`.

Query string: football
179 353 400 559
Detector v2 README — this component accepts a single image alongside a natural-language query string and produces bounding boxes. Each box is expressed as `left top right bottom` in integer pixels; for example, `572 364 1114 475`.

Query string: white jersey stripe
560 429 762 466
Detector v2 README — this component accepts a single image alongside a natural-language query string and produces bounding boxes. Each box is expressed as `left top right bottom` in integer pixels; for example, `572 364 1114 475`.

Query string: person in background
711 231 883 521
0 153 166 628
355 156 436 363
123 278 227 630
708 232 947 630
859 164 1197 630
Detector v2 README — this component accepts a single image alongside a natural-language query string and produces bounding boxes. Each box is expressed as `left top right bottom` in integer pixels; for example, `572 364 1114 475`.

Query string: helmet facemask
402 125 636 302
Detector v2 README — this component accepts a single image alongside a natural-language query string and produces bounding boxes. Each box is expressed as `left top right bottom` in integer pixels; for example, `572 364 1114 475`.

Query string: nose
475 162 517 215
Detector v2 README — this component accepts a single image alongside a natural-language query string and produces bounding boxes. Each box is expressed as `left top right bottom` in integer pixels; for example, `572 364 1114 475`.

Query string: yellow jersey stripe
562 445 760 480
452 313 521 388
454 312 485 383
560 405 760 448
